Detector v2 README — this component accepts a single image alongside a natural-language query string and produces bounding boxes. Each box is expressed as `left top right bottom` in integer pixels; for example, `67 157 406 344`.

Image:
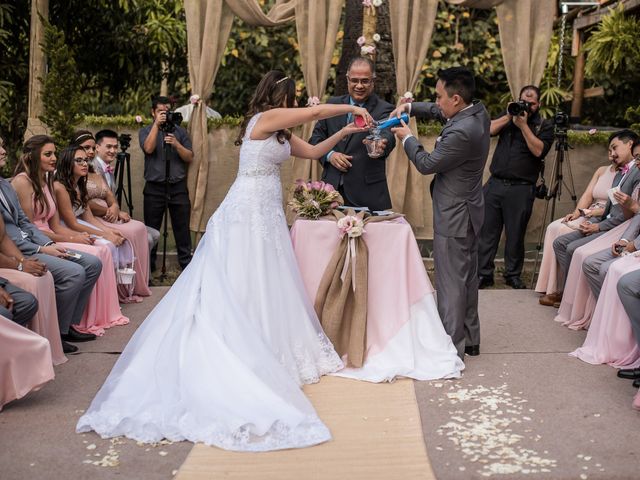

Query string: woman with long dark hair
12 137 128 336
78 70 373 450
71 130 151 302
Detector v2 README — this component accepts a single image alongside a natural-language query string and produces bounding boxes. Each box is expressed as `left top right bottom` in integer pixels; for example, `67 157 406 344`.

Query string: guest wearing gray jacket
0 173 101 353
391 67 491 359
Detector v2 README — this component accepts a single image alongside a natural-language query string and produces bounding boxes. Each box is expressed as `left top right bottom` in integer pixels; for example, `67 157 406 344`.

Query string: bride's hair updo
235 70 296 146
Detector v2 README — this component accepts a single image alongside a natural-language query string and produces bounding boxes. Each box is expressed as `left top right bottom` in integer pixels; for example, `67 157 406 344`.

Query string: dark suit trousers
478 178 536 280
552 229 605 291
144 180 193 270
434 220 480 358
0 283 38 326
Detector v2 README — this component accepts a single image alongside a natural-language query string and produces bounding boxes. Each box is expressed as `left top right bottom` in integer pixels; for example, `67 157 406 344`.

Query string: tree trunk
336 0 396 103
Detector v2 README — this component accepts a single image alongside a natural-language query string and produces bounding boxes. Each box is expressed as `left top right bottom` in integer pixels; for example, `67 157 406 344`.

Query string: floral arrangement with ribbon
288 179 342 220
314 209 403 367
189 94 201 105
400 91 414 104
336 215 366 292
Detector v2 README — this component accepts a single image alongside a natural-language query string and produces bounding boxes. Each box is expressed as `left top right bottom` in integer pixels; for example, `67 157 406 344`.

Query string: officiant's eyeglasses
346 76 373 86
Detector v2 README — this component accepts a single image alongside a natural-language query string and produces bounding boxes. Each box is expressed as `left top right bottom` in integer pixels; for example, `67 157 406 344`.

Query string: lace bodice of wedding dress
77 112 343 451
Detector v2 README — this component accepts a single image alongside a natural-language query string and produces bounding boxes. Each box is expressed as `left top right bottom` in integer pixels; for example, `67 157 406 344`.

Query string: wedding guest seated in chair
11 136 126 337
71 130 151 301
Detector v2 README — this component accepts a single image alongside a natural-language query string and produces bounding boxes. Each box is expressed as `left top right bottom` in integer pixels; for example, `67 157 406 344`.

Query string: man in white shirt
94 130 160 258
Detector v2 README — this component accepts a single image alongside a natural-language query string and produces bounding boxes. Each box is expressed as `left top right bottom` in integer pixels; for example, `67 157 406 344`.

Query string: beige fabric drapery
446 0 555 99
225 0 295 26
185 0 297 232
387 0 439 227
291 0 345 186
184 0 235 232
496 0 556 99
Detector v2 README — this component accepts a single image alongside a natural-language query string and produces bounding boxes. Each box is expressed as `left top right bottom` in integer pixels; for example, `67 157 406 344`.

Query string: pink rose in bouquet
289 178 343 219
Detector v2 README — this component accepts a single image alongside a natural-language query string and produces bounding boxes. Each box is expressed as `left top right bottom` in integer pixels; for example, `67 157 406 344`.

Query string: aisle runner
175 377 435 480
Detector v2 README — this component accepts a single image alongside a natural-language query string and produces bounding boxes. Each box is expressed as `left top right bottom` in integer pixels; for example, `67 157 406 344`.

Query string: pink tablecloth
291 217 463 382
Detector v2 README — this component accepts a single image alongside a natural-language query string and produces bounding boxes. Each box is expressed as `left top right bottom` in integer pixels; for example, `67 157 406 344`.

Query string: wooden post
570 31 586 119
25 0 49 139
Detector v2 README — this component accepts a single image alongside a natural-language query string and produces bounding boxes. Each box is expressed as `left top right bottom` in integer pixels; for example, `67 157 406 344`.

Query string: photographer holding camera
478 85 554 289
139 96 194 271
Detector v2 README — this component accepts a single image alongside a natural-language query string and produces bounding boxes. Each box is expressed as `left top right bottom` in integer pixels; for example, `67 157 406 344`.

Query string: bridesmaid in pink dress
0 314 54 411
11 144 128 336
555 157 640 330
72 131 151 301
535 164 615 294
571 254 640 368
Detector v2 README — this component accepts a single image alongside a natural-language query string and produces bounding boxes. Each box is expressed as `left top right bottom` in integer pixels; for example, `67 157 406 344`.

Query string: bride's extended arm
251 104 372 139
288 124 366 159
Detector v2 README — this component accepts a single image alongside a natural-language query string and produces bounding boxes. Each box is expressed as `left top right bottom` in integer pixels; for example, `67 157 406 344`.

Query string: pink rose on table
311 181 324 190
323 183 335 192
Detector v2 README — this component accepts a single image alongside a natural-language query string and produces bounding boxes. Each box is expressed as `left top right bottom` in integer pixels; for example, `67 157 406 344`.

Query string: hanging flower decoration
362 0 373 7
400 91 414 104
372 0 383 6
357 36 366 46
306 96 321 107
372 33 381 43
588 128 598 135
361 45 376 56
189 94 201 105
135 115 143 124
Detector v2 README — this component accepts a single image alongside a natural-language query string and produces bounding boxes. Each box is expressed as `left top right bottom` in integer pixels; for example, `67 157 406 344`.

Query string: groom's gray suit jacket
403 101 491 238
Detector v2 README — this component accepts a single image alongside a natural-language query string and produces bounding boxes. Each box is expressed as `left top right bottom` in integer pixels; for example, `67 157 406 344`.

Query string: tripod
530 129 577 288
114 147 134 214
159 140 172 281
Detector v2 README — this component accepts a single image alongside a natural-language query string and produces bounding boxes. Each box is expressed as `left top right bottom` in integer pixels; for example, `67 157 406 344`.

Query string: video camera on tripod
114 133 134 214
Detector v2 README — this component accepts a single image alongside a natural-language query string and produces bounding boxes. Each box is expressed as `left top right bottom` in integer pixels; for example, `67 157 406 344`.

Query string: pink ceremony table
290 217 463 382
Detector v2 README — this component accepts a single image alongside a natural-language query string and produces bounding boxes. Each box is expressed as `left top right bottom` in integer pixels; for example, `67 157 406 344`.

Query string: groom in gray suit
391 67 491 359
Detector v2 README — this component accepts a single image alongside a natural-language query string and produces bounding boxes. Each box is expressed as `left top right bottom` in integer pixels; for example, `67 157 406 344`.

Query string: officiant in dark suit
309 57 396 211
390 67 491 359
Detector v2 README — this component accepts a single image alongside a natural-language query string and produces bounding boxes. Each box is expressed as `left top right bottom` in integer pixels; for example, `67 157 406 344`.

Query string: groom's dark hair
437 67 475 104
95 129 118 145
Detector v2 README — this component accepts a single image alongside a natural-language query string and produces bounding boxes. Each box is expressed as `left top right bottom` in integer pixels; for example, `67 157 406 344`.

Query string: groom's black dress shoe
505 277 527 289
465 345 480 356
61 328 96 343
478 277 494 289
61 340 79 354
619 368 640 380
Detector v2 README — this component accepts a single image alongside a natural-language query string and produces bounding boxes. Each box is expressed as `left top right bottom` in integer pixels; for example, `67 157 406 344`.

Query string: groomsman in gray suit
616 269 640 383
542 130 640 306
0 176 102 353
391 67 491 359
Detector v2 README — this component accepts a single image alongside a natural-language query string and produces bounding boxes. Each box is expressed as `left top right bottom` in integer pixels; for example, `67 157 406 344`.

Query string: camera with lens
159 111 183 134
507 100 533 117
117 133 131 152
553 110 569 129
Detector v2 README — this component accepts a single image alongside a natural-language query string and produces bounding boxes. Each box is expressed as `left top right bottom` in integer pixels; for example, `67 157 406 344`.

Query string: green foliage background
1 0 639 160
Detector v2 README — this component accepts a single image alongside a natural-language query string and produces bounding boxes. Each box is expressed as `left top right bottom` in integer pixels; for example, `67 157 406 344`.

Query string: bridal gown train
77 113 343 451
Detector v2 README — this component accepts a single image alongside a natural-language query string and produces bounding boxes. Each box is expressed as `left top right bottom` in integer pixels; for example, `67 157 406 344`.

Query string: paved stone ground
2 288 639 479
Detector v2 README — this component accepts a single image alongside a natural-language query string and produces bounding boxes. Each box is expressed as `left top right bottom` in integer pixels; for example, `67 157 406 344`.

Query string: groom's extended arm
403 127 470 175
410 102 446 124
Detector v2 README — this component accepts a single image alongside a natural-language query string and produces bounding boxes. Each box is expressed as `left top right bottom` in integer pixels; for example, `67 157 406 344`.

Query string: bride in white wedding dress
76 71 373 451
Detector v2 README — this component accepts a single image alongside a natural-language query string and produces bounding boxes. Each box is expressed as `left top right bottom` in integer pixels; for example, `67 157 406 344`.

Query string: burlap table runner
313 210 403 367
